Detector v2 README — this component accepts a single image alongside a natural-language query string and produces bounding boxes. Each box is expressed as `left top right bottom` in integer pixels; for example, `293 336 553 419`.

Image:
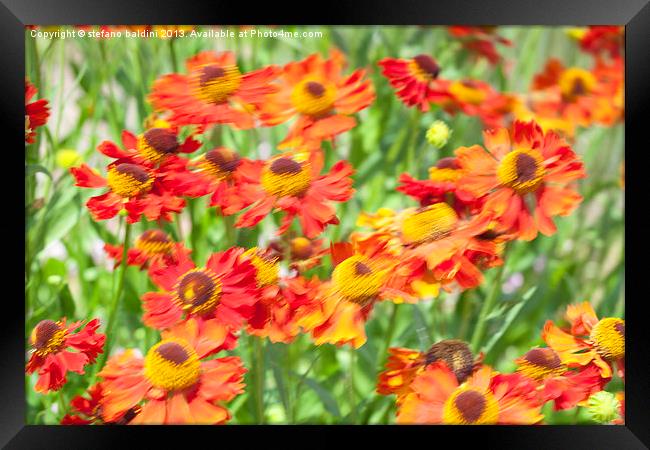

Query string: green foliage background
25 25 624 424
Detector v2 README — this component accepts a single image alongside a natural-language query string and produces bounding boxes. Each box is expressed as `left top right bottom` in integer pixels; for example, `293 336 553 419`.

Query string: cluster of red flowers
25 26 623 425
377 302 624 424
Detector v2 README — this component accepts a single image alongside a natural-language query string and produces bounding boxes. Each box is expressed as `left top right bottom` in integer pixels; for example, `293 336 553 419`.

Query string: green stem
253 337 265 424
378 303 399 366
470 263 506 353
347 345 356 423
169 38 179 72
95 221 132 373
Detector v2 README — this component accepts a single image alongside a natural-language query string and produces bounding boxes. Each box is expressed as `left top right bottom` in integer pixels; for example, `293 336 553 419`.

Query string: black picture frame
8 0 649 448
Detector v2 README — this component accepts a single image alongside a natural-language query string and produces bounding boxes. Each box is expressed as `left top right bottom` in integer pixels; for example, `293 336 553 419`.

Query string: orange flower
268 236 328 272
514 347 607 411
25 79 50 144
295 240 412 348
526 57 623 132
441 79 514 129
456 120 586 240
378 55 449 111
233 150 355 238
142 247 260 334
397 362 543 424
542 302 624 380
61 383 141 425
353 202 501 292
377 340 480 405
259 49 374 150
26 318 105 393
447 26 512 65
149 51 279 131
104 229 191 273
98 319 246 424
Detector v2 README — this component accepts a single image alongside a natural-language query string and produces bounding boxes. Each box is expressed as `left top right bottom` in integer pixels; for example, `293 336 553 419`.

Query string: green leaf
483 287 538 357
302 377 341 418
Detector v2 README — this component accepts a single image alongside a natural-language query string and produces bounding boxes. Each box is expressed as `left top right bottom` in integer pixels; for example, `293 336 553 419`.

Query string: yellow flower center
449 80 487 105
290 79 336 117
590 318 625 361
31 320 67 357
517 347 566 381
429 167 461 183
143 339 201 392
261 156 312 197
400 203 459 245
409 54 440 82
200 147 241 180
331 255 387 304
174 269 222 316
442 388 499 425
136 128 179 163
193 64 242 104
244 248 279 288
496 149 545 194
106 163 154 198
424 340 474 383
135 229 174 255
559 67 597 101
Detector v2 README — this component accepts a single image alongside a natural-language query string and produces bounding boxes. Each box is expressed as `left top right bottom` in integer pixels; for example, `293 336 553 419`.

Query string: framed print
6 0 650 447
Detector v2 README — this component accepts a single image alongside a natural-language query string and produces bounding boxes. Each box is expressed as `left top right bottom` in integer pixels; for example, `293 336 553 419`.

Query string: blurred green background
25 25 624 424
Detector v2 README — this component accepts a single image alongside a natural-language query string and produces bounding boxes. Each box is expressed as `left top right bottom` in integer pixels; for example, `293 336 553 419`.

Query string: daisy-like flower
353 201 502 292
233 150 355 238
514 347 606 411
574 26 624 59
259 48 375 150
104 229 191 272
456 120 586 240
377 340 481 405
397 361 544 424
295 240 414 348
61 383 141 425
447 26 512 65
526 58 624 132
441 79 514 129
378 54 449 112
69 129 197 224
396 156 480 212
542 302 624 380
149 51 279 131
26 318 105 393
243 247 318 343
141 247 259 333
25 79 50 144
98 319 246 424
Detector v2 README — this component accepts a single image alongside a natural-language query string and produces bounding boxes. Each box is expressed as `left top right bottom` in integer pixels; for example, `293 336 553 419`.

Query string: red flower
70 129 197 224
456 120 586 240
378 55 449 111
98 319 246 424
104 229 191 273
233 150 355 238
578 26 624 59
61 383 141 425
259 49 375 150
26 318 105 393
447 26 512 65
142 247 260 334
514 347 607 411
149 51 279 131
25 79 50 144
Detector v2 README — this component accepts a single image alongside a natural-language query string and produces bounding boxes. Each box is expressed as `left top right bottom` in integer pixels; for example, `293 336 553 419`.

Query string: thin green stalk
347 345 356 423
253 337 265 424
169 38 179 72
94 221 132 373
378 303 399 366
470 262 506 353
